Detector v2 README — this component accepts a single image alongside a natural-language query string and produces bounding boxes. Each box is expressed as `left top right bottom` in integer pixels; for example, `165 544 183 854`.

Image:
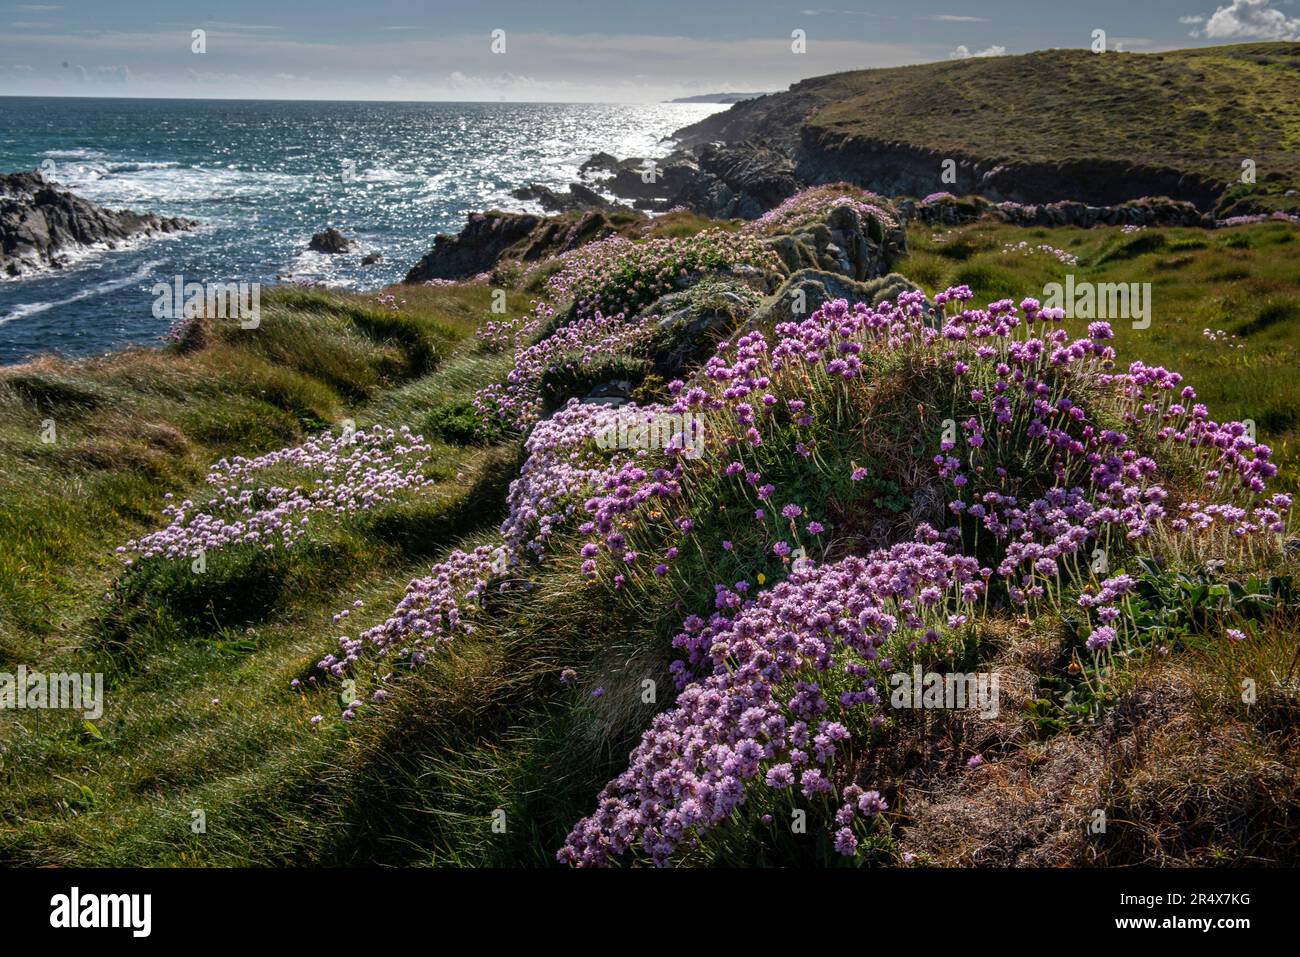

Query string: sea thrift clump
545 230 779 321
1217 210 1300 228
747 183 899 235
271 217 1288 864
317 401 674 686
474 309 657 430
558 543 982 866
121 425 436 563
556 283 1289 864
1001 240 1079 266
477 299 558 353
1202 328 1244 349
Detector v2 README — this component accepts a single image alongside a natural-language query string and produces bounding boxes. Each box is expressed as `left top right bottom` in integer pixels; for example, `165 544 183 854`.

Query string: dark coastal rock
639 278 768 379
895 196 986 226
582 379 635 407
898 194 1213 229
308 228 358 254
405 212 543 282
579 152 620 177
993 196 1211 228
605 153 700 204
791 124 1225 214
404 208 644 283
569 183 617 210
689 142 798 216
511 182 617 213
511 184 576 212
361 252 383 266
763 201 907 282
0 171 196 279
586 142 797 221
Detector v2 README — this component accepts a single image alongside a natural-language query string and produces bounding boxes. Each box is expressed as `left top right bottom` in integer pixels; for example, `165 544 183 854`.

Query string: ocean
0 97 724 365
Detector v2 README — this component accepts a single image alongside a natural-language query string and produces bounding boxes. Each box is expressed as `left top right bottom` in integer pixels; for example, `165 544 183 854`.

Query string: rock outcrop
794 129 1227 213
511 183 618 213
403 208 643 283
898 194 1214 229
308 228 358 254
574 143 798 220
1 171 196 279
642 277 769 380
761 202 906 282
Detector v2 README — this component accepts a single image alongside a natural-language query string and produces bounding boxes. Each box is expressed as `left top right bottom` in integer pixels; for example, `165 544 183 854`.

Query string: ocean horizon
0 96 724 365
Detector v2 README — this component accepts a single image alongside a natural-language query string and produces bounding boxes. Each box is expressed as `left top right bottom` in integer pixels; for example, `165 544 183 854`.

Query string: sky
1 0 1298 102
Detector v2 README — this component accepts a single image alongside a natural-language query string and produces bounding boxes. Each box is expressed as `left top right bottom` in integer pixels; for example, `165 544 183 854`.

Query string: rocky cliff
404 208 646 283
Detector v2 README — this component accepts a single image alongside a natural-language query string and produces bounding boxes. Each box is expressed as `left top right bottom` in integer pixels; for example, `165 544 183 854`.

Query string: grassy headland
810 45 1300 191
676 43 1300 215
1 198 1297 866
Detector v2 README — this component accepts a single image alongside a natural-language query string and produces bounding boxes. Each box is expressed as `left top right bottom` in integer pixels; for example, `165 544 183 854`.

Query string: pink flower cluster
318 402 652 682
559 540 982 866
544 230 779 320
1218 210 1300 228
474 309 655 429
747 183 900 234
120 425 435 563
557 286 1288 864
1001 240 1078 266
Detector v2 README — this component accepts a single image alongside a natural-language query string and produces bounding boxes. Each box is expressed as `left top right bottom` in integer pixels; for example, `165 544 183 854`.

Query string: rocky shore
0 172 197 279
487 46 1299 227
555 139 1231 229
404 208 643 283
897 194 1214 229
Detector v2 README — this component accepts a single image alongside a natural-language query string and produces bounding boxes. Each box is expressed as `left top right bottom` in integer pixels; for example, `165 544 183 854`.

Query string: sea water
0 96 722 364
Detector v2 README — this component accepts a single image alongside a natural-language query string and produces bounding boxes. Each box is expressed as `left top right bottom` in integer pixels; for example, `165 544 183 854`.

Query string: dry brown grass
887 622 1300 866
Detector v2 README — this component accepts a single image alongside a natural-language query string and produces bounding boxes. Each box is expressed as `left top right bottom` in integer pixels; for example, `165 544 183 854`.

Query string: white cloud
799 8 892 17
949 43 1006 58
200 22 281 32
0 28 944 102
1193 0 1300 40
927 15 990 22
185 67 248 84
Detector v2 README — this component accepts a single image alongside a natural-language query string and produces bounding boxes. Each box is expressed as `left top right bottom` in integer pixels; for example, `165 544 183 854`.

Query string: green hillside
679 43 1300 213
810 44 1300 188
2 195 1297 866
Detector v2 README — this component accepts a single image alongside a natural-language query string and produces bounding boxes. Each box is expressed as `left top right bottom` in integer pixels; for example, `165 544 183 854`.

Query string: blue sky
2 0 1298 101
